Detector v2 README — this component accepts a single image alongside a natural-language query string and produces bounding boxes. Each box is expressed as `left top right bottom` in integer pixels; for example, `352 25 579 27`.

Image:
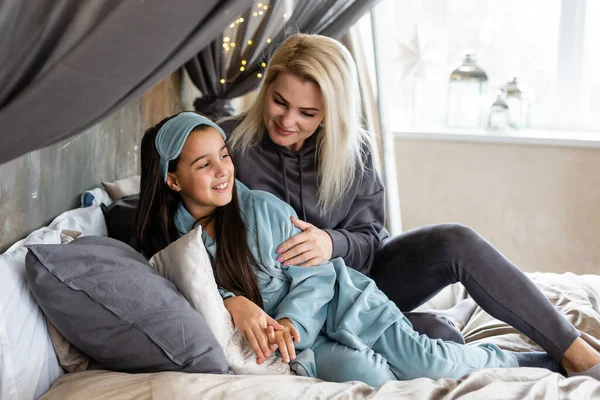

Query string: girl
135 112 600 386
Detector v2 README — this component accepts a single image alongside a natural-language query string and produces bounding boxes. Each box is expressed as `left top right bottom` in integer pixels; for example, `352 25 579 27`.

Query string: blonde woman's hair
226 33 372 213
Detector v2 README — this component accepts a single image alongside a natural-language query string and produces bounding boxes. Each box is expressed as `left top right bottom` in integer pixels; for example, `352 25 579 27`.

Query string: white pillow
101 175 140 201
80 187 113 208
0 205 108 400
49 205 108 237
0 228 63 400
149 226 293 376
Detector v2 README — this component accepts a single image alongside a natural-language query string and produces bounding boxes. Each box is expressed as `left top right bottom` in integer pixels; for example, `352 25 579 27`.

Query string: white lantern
447 51 488 129
487 91 510 131
504 76 531 130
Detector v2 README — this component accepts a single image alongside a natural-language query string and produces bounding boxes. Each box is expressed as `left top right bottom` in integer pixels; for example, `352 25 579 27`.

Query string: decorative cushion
149 226 293 375
100 194 139 250
80 188 112 208
101 175 140 201
60 230 81 243
25 235 230 375
44 317 101 373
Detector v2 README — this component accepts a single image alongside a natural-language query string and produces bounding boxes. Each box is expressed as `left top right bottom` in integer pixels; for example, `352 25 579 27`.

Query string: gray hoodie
220 118 389 275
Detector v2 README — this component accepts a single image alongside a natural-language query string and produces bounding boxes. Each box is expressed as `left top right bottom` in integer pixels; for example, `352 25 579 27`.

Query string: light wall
394 138 600 274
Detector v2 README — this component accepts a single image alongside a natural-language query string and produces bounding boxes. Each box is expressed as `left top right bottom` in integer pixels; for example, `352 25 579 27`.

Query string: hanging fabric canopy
0 0 255 166
185 0 381 118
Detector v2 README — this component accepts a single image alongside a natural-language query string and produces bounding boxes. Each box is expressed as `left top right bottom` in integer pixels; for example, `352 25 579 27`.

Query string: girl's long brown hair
136 113 263 308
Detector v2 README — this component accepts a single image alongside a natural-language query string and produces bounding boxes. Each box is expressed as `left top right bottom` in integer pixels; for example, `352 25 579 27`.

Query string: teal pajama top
175 181 518 384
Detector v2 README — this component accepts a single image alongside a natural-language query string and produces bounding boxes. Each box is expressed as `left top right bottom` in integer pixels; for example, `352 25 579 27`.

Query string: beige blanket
41 272 600 400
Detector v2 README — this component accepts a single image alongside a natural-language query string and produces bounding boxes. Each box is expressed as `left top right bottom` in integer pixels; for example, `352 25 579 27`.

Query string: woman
135 111 598 386
218 33 600 379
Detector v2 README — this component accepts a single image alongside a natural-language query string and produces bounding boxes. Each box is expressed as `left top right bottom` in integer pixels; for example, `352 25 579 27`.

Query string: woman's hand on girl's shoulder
223 296 284 364
270 318 300 363
275 216 333 267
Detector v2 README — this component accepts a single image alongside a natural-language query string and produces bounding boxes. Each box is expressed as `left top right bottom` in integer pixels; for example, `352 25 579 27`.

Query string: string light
261 62 267 67
225 11 272 66
257 2 263 7
257 73 263 78
283 13 287 18
220 79 225 84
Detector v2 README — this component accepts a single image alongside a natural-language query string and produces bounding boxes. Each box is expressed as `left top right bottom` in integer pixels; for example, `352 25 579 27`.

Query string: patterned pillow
150 226 293 375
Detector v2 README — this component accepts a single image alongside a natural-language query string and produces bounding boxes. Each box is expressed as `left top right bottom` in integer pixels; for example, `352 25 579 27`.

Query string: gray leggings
370 223 580 361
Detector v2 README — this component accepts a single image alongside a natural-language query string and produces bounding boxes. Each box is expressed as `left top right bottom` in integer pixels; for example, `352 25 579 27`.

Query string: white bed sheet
42 271 600 399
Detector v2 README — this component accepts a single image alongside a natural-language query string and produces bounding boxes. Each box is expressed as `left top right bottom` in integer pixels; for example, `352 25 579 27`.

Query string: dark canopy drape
185 0 381 118
0 0 255 166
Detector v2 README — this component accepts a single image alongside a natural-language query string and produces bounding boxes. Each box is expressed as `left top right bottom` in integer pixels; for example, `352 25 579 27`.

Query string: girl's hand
276 216 333 267
223 296 284 364
271 318 300 363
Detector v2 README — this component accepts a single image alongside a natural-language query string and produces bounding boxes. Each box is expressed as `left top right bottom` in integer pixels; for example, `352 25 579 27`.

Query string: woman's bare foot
561 338 600 375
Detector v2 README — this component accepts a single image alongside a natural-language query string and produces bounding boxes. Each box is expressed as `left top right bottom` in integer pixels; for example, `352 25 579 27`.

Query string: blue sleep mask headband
155 112 226 182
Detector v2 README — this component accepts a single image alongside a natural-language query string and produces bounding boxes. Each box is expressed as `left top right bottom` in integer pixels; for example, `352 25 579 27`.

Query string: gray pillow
25 236 230 375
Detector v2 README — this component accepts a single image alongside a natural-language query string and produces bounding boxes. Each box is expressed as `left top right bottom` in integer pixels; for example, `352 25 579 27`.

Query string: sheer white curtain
372 0 600 133
345 15 403 234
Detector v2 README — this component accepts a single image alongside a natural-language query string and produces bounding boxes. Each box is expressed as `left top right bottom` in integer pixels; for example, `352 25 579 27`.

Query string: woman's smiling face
263 72 325 152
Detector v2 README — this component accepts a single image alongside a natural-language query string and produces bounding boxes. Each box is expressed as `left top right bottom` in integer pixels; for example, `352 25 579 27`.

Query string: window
372 0 600 133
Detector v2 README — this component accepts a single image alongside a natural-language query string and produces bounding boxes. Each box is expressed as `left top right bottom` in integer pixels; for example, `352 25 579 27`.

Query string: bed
41 274 600 400
3 187 600 400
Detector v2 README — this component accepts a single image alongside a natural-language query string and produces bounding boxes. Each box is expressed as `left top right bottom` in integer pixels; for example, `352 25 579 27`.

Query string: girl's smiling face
166 127 234 219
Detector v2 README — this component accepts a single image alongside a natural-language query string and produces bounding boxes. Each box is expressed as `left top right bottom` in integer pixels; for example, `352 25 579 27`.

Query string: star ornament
392 26 446 82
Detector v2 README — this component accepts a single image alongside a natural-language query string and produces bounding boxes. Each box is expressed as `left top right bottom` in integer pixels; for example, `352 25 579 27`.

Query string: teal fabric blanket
174 181 517 385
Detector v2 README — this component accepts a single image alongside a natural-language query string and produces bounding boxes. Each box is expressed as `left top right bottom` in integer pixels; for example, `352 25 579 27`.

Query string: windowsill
393 127 600 149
